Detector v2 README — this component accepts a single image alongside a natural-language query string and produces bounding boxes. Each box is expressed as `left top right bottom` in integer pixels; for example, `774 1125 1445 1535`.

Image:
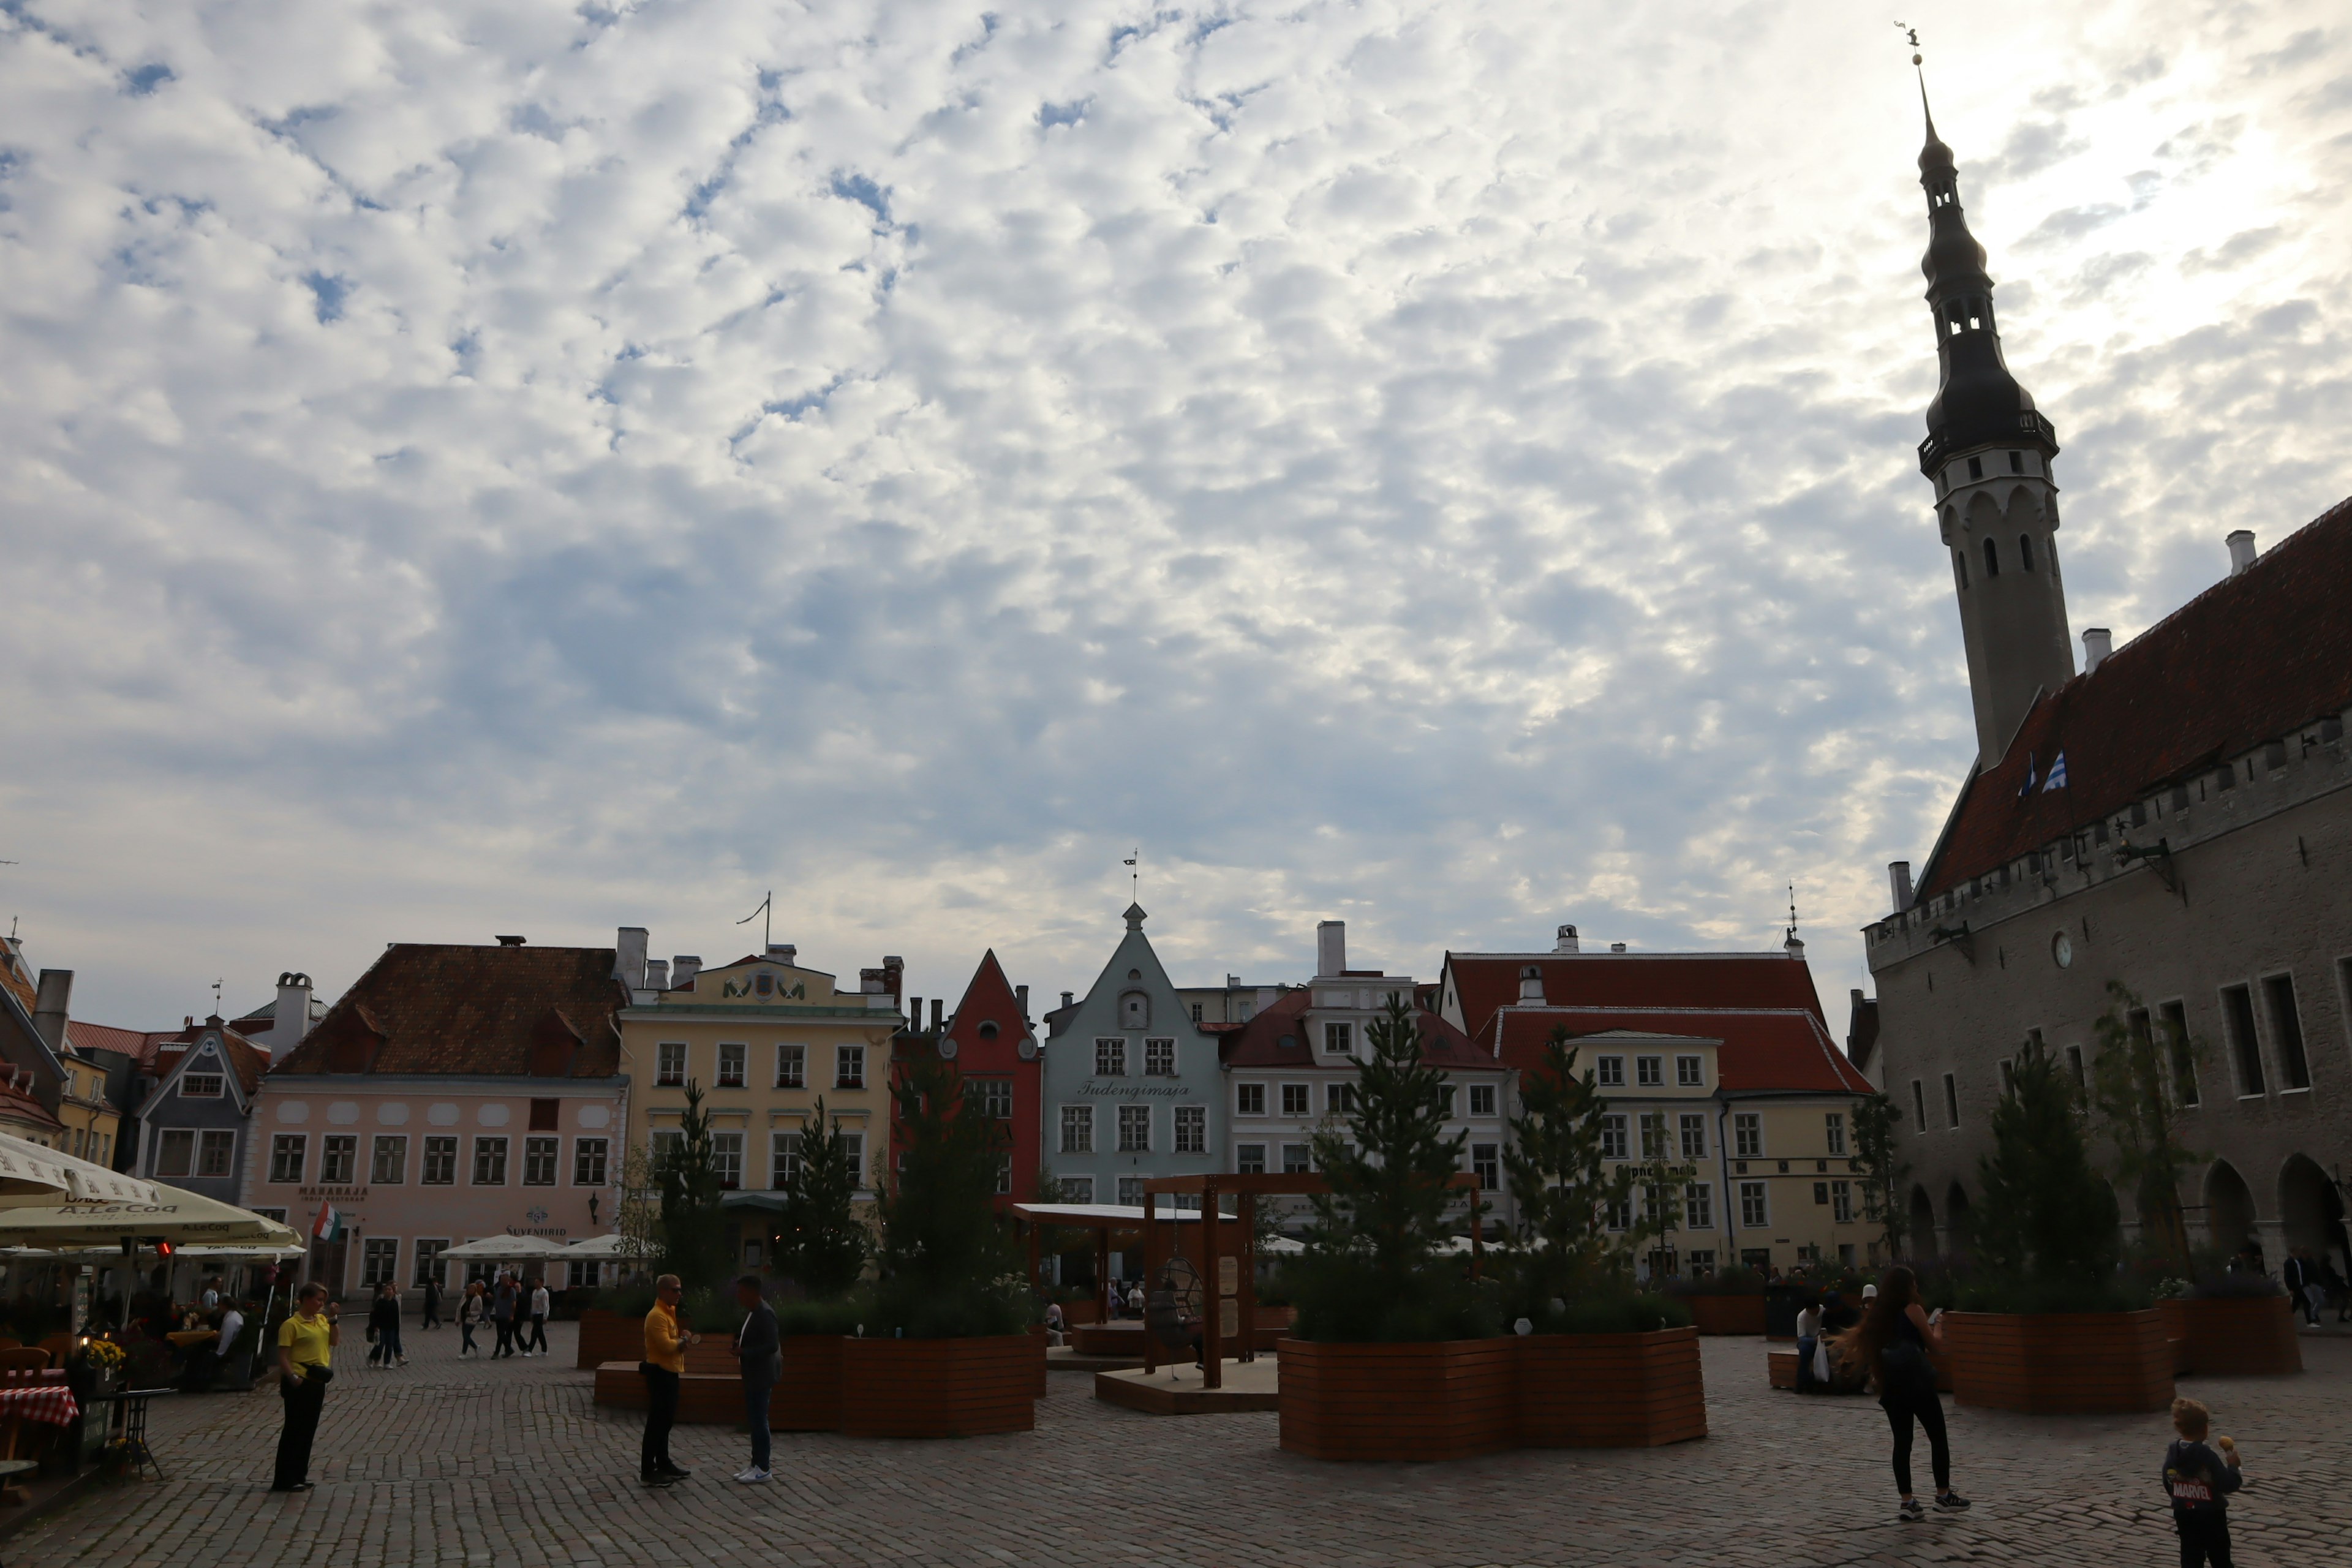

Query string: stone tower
1914 88 2074 767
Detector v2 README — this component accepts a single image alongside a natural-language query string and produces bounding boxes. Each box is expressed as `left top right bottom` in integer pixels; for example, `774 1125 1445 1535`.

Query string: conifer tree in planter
840 1059 1036 1438
763 1096 870 1428
1278 997 1509 1460
655 1082 731 1302
1850 1091 1910 1264
1942 1039 2173 1413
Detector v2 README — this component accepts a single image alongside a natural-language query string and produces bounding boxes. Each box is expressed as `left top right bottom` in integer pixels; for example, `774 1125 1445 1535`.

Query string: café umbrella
439 1234 575 1262
0 1183 301 1249
0 1131 160 1208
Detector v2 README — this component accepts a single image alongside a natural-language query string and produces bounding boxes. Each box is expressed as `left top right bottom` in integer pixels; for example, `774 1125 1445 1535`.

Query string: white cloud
2 0 2347 1023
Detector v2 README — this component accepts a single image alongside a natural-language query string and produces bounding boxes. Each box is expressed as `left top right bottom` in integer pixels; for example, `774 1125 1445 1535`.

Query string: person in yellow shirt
640 1273 698 1485
271 1283 339 1491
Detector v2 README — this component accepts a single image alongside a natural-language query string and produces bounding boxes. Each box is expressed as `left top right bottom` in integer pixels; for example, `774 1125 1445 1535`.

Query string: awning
1008 1202 1212 1226
0 1133 160 1209
0 1183 298 1248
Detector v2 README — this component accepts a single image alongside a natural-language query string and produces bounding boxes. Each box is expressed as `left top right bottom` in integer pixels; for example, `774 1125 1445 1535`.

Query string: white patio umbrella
0 1131 159 1208
440 1234 573 1261
558 1232 638 1259
0 1183 298 1248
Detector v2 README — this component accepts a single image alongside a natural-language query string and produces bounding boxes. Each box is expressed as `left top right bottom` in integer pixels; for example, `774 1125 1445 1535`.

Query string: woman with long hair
1851 1265 1971 1521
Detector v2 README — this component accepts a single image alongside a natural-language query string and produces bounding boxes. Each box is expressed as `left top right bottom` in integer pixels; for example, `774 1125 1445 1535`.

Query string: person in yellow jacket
641 1273 698 1485
271 1283 339 1491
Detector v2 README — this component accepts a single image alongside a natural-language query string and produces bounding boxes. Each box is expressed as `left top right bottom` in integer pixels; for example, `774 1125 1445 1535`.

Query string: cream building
617 938 903 1273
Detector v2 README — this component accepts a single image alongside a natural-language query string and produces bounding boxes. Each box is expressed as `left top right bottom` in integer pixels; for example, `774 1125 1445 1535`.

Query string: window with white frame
574 1137 608 1186
1637 1055 1663 1087
421 1136 457 1185
371 1134 408 1185
1733 1113 1762 1158
1323 1022 1354 1055
1686 1182 1714 1229
1604 1193 1631 1231
1281 1143 1311 1174
198 1129 235 1177
156 1129 195 1178
771 1131 802 1188
1236 1083 1266 1115
1469 1084 1497 1117
1471 1143 1499 1189
657 1042 687 1086
1686 1247 1716 1276
716 1042 747 1088
1831 1180 1854 1223
1280 1084 1310 1117
963 1078 1011 1119
1325 1083 1357 1115
1600 1114 1628 1160
775 1044 805 1088
320 1135 357 1184
837 1132 865 1187
181 1071 224 1098
1679 1112 1708 1161
1237 1144 1267 1174
1739 1181 1769 1228
1118 1104 1151 1153
1640 1111 1668 1159
1439 1085 1457 1117
1095 1038 1126 1077
1824 1112 1847 1156
361 1238 399 1288
709 1133 743 1189
1676 1055 1704 1087
835 1045 865 1088
473 1136 508 1185
1060 1105 1093 1154
413 1238 448 1287
1144 1038 1176 1076
1174 1106 1206 1154
1597 1056 1625 1087
1117 1175 1145 1207
1063 1175 1094 1204
523 1135 559 1185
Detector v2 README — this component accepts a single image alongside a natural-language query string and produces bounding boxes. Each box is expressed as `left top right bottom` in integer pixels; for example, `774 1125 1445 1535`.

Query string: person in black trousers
1853 1265 1972 1522
272 1284 338 1491
491 1272 519 1358
641 1273 696 1486
421 1274 443 1330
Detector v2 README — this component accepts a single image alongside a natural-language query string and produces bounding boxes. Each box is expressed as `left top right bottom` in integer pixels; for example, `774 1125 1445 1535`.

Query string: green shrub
592 1282 658 1320
1531 1290 1692 1336
865 1058 1030 1340
1290 1253 1501 1343
775 1295 866 1336
1949 1271 2152 1315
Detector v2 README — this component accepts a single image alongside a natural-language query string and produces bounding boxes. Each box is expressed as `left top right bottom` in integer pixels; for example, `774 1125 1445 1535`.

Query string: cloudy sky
3 1 2346 1028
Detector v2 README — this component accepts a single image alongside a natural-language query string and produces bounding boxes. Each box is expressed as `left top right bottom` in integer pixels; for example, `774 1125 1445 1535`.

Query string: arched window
2018 533 2036 572
1954 550 1969 589
1982 537 2000 578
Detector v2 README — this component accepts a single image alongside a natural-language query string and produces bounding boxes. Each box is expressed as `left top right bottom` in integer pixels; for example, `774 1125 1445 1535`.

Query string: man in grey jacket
731 1275 780 1482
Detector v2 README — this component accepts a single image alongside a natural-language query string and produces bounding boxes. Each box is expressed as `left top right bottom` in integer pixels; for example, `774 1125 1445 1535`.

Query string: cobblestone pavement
11 1323 2347 1567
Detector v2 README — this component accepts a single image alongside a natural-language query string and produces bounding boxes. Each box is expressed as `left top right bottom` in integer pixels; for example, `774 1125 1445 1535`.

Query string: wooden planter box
1943 1309 2173 1415
2158 1295 2303 1376
1030 1324 1049 1397
1683 1295 1766 1336
774 1336 845 1431
1519 1327 1706 1447
1278 1338 1518 1462
840 1335 1038 1438
575 1308 638 1370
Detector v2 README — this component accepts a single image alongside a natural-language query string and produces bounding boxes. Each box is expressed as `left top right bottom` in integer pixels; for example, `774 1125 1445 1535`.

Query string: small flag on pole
2042 750 2068 791
2017 753 2037 796
312 1200 348 1243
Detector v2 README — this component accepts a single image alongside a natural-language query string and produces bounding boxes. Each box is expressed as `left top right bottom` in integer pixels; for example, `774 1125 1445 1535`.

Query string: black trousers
274 1373 326 1488
1882 1389 1950 1496
492 1317 515 1356
2176 1511 2233 1568
641 1368 680 1476
526 1314 548 1353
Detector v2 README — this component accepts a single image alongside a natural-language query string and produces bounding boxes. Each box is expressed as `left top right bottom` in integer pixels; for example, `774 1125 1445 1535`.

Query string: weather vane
1893 20 1920 61
212 977 224 1017
1123 849 1139 900
1786 884 1800 945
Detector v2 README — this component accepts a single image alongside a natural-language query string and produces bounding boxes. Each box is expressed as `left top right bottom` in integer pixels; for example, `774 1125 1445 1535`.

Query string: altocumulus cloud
1 1 2347 1021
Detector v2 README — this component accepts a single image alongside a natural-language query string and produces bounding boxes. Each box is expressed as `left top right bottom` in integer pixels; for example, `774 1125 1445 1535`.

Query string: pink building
248 937 630 1300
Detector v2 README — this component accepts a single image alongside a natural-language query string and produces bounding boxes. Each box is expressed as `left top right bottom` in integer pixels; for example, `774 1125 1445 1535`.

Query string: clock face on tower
2051 932 2073 969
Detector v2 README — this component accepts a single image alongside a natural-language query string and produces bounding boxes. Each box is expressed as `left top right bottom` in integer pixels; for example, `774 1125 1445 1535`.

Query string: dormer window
183 1072 225 1098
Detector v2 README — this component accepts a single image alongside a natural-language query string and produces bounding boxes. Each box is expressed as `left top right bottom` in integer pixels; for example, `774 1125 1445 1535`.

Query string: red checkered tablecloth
0 1384 79 1426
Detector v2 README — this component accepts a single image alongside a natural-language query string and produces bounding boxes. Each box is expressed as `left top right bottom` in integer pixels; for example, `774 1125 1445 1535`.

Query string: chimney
31 970 72 1054
1015 984 1030 1022
644 959 670 991
672 956 701 987
2081 628 2112 674
1888 861 1915 913
614 927 649 990
1517 965 1544 1004
495 935 526 946
276 972 315 1044
1554 924 1579 954
883 956 905 1001
1783 932 1806 960
2226 530 2256 576
1060 991 1074 1010
1316 920 1346 979
930 998 944 1032
766 943 796 966
1610 942 1628 953
908 997 923 1032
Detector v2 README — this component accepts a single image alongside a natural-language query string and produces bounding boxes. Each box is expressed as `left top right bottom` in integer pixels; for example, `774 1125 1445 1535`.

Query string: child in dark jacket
2162 1397 2243 1568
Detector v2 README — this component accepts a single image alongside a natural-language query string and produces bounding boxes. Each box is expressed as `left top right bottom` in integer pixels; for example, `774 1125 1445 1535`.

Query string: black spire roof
1913 80 2056 477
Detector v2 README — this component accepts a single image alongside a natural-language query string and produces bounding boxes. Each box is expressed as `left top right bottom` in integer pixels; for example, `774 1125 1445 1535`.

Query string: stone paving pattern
11 1322 2348 1567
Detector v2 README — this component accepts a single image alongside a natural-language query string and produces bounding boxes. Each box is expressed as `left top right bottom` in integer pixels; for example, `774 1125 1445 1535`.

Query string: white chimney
1517 965 1544 1003
768 943 797 964
2081 628 2112 673
644 959 669 992
1316 920 1346 979
1888 861 1915 913
1554 924 1579 954
1609 943 1627 953
2226 530 2256 576
615 927 649 990
275 972 315 1044
1784 933 1806 959
672 956 701 988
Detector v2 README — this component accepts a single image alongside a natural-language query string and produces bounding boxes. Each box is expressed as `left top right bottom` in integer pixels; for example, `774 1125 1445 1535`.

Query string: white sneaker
734 1466 771 1483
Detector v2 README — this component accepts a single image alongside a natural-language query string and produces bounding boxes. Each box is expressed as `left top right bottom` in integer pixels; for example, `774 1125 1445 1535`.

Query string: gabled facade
135 1018 270 1204
1041 905 1223 1207
891 950 1041 1209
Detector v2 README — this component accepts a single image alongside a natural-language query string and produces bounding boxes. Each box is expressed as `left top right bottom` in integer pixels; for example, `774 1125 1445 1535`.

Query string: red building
890 951 1041 1210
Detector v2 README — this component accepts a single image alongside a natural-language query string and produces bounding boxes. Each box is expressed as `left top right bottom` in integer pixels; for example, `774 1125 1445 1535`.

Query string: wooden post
1202 1177 1221 1389
1095 1228 1110 1324
1238 1188 1257 1363
1142 1189 1157 1375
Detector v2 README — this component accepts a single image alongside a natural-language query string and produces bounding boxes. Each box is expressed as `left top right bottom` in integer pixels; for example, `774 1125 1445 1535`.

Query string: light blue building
1040 904 1223 1209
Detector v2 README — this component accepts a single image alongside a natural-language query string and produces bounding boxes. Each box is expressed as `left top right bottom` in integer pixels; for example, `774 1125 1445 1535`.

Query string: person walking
2163 1396 2243 1567
459 1281 487 1357
2282 1248 2320 1327
524 1277 551 1357
491 1271 519 1359
271 1283 338 1491
640 1273 696 1486
366 1281 407 1368
421 1273 443 1330
731 1275 779 1483
1852 1265 1971 1521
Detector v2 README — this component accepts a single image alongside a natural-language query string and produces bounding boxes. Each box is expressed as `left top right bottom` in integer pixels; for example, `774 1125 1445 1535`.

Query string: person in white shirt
524 1279 552 1356
1795 1301 1824 1393
218 1303 247 1359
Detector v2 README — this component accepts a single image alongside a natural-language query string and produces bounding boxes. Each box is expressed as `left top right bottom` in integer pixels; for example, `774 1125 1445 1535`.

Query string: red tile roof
67 1020 175 1066
1918 495 2352 899
1482 1006 1872 1095
1220 987 1498 1072
1444 951 1828 1045
273 944 624 1078
148 1018 272 1096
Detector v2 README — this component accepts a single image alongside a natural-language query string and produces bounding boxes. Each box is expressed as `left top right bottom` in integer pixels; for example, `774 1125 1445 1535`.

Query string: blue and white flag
2042 751 2068 791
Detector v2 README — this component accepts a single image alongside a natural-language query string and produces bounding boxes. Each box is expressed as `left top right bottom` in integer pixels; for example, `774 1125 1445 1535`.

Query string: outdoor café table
85 1389 172 1480
0 1378 81 1493
166 1329 218 1349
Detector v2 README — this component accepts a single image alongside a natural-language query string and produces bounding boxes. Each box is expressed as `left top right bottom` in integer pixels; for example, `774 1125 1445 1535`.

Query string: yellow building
56 1050 123 1168
617 944 903 1273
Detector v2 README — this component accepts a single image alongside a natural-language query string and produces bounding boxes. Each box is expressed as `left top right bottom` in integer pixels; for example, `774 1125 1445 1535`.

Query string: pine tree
1972 1038 2120 1289
1850 1091 1910 1261
655 1080 731 1295
774 1095 869 1298
872 1057 1024 1336
1501 1025 1641 1306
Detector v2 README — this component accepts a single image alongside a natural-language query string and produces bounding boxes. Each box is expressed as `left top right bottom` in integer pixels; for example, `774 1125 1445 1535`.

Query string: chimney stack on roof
276 971 315 1045
673 956 701 987
496 935 526 946
2227 529 2257 576
615 927 649 990
1888 861 1915 913
1555 924 1579 954
908 997 923 1030
1060 990 1074 1009
31 970 71 1054
1015 984 1029 1022
1316 920 1346 979
931 998 944 1031
644 959 670 991
2081 627 2112 673
1517 965 1544 1004
767 943 796 965
1610 942 1628 953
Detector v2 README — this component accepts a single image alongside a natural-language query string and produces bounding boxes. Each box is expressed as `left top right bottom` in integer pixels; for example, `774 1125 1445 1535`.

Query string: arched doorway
1944 1182 1972 1256
2278 1155 2348 1275
1909 1186 1938 1261
2205 1161 2260 1262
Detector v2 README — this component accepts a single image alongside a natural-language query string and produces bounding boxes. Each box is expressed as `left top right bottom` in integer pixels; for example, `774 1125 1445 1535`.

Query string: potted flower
1279 998 1510 1461
839 1059 1038 1438
69 1336 127 1468
1940 1039 2171 1414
